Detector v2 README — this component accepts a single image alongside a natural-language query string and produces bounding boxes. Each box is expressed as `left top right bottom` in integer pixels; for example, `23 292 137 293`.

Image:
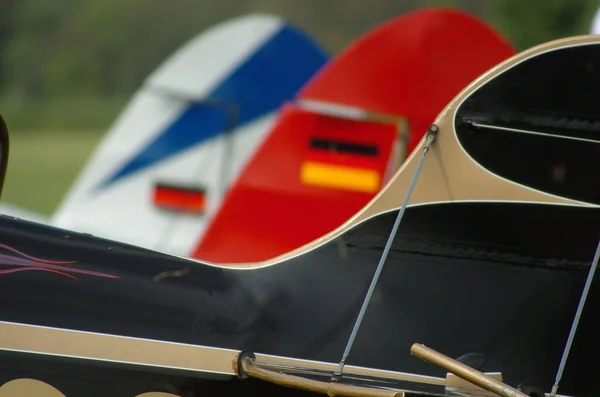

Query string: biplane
0 32 598 397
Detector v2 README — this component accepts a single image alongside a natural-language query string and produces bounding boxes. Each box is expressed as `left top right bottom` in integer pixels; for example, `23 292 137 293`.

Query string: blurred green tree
0 0 598 128
486 0 597 50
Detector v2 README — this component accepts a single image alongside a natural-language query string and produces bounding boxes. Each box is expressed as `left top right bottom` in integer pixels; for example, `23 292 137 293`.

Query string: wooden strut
410 344 529 397
236 354 404 397
235 344 532 397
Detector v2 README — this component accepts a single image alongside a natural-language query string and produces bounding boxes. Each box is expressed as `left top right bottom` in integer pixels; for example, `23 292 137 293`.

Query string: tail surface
50 14 328 255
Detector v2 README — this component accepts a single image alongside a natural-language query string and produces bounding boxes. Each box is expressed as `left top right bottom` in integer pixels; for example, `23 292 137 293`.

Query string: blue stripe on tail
98 24 328 190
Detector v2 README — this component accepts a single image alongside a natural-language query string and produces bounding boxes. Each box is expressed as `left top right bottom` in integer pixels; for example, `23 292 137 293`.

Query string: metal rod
469 121 600 145
332 125 439 380
550 236 600 396
296 99 408 125
410 344 529 397
247 354 446 386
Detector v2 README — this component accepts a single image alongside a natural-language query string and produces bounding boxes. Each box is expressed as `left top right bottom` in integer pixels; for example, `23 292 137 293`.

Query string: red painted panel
192 104 397 262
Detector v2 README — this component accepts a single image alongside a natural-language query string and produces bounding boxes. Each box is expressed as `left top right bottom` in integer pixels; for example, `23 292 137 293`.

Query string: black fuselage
0 201 597 396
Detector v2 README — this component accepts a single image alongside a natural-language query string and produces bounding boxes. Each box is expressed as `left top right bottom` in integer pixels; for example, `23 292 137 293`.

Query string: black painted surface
455 43 600 204
0 202 598 396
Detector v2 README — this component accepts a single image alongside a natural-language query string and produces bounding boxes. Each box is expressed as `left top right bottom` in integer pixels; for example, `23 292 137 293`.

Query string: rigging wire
549 236 600 396
468 121 600 145
332 124 439 381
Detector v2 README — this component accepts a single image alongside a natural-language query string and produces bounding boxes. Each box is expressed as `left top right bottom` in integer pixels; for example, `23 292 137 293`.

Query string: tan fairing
223 34 599 269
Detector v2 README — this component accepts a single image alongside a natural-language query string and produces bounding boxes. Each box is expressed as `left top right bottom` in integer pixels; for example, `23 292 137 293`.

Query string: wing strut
332 123 439 380
234 344 521 397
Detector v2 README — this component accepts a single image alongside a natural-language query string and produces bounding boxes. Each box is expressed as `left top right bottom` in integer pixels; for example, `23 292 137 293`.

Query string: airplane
0 32 598 397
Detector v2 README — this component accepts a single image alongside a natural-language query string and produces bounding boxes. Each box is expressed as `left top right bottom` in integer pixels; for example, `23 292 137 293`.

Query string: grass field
2 130 104 216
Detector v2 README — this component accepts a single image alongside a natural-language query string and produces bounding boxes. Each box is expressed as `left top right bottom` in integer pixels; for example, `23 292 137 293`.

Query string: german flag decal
309 138 378 157
153 182 206 214
301 137 381 193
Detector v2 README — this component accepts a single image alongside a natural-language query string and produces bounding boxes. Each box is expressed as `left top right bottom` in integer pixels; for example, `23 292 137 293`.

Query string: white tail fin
50 14 328 254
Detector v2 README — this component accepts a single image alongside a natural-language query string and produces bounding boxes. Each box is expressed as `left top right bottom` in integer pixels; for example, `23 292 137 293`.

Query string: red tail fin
299 7 516 156
191 8 516 263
